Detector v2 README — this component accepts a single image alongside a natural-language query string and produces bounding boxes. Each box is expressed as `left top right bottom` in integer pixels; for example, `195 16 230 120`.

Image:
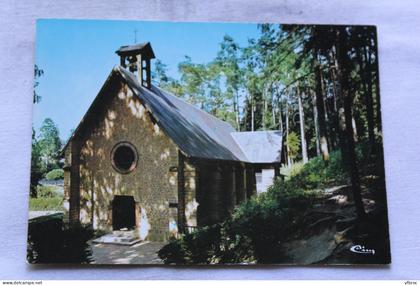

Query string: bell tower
116 42 155 89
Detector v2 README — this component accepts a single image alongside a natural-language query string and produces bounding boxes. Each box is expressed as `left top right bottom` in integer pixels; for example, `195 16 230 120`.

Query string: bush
158 224 222 264
284 150 348 190
37 185 62 198
27 220 93 264
158 179 315 264
45 169 64 180
159 149 357 264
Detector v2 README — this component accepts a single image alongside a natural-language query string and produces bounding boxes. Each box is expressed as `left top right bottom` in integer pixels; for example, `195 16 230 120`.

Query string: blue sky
34 19 260 140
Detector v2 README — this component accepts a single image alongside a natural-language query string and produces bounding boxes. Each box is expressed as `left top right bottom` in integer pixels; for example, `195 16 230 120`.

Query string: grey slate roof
231 131 283 163
64 66 283 164
118 67 248 162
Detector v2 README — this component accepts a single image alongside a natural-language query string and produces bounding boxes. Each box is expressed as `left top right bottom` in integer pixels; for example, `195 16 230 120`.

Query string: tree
311 89 321 156
215 35 243 130
153 59 186 98
156 24 381 179
165 80 185 98
313 44 330 161
30 128 43 198
153 59 170 87
31 65 45 197
336 27 366 219
352 26 376 149
34 65 44 103
241 40 261 131
297 85 308 163
286 131 300 163
178 56 208 107
38 118 62 172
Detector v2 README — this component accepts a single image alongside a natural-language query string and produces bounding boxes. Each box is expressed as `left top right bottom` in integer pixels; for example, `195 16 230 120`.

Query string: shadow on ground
89 241 165 264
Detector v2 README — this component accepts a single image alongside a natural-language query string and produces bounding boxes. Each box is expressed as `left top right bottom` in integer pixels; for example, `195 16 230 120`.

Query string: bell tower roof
115 42 155 59
115 42 155 89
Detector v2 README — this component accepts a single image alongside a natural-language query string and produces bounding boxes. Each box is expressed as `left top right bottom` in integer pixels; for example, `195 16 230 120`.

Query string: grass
29 185 64 211
29 197 63 211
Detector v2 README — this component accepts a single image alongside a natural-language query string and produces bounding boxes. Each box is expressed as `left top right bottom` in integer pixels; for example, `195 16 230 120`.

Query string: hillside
158 143 390 264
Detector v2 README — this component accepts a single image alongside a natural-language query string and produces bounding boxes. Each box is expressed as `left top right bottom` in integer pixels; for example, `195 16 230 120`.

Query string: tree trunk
331 45 349 163
312 90 321 156
329 50 339 113
285 89 291 167
263 86 268 130
277 94 285 165
272 85 276 127
357 46 375 148
235 90 240 131
320 69 336 150
329 66 340 149
372 33 382 133
352 115 358 142
262 86 266 130
338 107 349 164
298 85 308 163
336 27 366 220
344 91 365 219
278 96 284 135
251 93 255 132
359 45 375 147
314 54 330 161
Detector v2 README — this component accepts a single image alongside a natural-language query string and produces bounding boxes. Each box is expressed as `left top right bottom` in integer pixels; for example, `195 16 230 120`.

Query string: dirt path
281 183 390 265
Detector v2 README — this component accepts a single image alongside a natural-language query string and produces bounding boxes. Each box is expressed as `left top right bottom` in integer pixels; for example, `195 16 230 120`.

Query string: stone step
92 231 142 246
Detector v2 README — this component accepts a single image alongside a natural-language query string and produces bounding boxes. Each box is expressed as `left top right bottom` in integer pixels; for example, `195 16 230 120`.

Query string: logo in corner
350 245 375 255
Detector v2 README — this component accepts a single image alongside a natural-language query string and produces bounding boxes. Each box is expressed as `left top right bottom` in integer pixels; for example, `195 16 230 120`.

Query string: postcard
28 20 390 265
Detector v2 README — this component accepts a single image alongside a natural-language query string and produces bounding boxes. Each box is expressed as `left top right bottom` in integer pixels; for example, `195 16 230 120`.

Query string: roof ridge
64 66 282 163
231 130 282 134
144 84 248 159
117 67 248 161
152 84 235 130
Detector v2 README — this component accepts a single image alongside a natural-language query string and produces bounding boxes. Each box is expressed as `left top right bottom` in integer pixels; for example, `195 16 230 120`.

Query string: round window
111 142 138 174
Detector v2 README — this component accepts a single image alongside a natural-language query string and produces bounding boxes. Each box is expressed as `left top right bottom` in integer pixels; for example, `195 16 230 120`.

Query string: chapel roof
64 66 283 164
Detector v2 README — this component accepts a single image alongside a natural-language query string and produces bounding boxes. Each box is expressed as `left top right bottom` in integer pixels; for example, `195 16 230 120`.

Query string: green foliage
29 197 63 211
28 221 93 264
45 169 64 180
165 80 185 98
155 35 244 130
285 150 347 190
152 59 187 99
178 56 208 106
29 185 63 211
158 148 359 264
153 59 169 86
158 225 223 264
169 148 370 265
33 65 44 103
37 185 62 198
30 118 62 198
286 131 300 160
158 177 316 264
215 35 243 130
38 118 62 172
30 128 44 198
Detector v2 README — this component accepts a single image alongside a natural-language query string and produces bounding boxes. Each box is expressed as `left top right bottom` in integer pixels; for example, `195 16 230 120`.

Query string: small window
111 142 138 174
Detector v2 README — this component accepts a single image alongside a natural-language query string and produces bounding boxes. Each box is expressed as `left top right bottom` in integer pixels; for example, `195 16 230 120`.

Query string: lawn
29 185 64 211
